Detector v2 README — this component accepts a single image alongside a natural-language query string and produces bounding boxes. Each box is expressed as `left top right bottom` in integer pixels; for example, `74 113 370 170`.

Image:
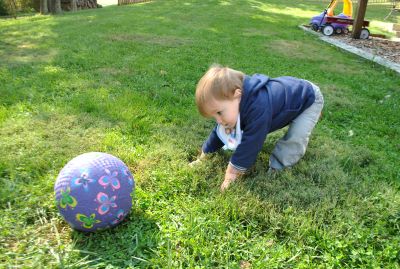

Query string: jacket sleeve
202 125 225 153
229 104 271 171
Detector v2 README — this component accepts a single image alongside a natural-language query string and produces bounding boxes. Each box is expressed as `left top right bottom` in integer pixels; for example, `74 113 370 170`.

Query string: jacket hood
240 74 270 114
244 74 270 92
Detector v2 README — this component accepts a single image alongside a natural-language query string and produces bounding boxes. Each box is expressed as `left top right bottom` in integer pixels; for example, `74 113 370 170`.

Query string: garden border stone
299 25 400 74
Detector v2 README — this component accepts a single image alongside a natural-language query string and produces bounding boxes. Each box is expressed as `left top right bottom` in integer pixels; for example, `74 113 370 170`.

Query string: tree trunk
71 0 77 11
53 0 62 13
352 0 368 39
40 0 48 14
6 0 17 18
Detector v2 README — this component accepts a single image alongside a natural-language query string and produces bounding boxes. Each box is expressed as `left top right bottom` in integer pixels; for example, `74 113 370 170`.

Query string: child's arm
203 125 225 153
190 125 224 166
220 163 244 191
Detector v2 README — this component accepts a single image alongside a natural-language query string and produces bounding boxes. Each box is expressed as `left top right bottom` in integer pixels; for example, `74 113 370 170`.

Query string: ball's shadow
71 207 159 267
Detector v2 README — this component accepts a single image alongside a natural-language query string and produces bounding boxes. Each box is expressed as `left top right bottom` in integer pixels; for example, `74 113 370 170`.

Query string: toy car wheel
343 28 349 34
322 25 334 36
311 23 319 31
360 28 370 39
335 27 343 34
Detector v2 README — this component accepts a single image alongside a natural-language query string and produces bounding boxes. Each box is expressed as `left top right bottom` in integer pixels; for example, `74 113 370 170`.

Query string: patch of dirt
330 34 400 64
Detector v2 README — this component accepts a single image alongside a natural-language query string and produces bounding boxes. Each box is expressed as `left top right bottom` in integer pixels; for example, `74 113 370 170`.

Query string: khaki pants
269 82 324 170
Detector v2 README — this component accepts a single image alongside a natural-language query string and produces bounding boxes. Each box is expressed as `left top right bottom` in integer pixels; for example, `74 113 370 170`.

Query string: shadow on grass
71 208 159 267
242 137 383 207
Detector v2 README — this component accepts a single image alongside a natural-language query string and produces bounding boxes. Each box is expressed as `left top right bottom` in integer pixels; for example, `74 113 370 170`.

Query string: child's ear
234 88 242 98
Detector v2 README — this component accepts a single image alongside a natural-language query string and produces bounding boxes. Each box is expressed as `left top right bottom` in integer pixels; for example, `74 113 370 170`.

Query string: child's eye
217 111 222 115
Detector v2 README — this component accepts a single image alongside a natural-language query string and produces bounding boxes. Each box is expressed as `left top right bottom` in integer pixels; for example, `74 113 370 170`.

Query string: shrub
0 0 35 16
17 0 34 12
0 0 9 15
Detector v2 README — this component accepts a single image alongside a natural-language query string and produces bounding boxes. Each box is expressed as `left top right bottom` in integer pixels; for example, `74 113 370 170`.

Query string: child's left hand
220 164 243 192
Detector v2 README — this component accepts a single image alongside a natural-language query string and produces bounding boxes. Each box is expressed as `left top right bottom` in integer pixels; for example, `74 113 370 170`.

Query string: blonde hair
195 64 244 117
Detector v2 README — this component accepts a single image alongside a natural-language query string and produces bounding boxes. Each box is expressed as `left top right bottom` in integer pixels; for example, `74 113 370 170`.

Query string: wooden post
352 0 368 39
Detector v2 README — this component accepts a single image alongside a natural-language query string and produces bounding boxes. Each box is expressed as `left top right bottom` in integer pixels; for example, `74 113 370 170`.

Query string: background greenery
0 0 35 16
0 0 399 268
0 0 8 15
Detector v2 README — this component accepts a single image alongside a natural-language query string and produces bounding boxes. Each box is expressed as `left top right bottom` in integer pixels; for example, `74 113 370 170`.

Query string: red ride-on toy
310 0 370 39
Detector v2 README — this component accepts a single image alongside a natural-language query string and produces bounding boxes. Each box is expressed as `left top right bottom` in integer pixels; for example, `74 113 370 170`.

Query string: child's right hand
189 159 202 167
189 151 206 167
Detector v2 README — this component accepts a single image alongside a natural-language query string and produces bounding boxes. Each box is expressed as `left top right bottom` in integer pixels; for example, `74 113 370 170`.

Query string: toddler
193 64 324 191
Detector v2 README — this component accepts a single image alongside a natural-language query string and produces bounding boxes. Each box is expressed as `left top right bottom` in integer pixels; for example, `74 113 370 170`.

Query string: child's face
205 89 241 128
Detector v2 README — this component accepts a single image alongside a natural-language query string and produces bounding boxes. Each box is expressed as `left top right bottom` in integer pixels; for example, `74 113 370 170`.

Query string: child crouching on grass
191 64 324 191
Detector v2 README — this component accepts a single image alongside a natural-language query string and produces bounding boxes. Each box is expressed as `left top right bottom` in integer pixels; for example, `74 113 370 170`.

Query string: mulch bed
330 34 400 65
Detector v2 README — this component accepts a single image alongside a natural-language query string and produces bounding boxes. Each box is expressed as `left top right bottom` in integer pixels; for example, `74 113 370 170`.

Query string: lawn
0 0 399 268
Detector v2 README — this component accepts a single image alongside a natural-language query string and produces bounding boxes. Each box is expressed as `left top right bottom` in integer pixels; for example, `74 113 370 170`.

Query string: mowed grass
0 0 399 268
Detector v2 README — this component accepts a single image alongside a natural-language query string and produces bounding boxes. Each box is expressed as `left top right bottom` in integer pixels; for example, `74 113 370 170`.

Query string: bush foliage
0 0 10 15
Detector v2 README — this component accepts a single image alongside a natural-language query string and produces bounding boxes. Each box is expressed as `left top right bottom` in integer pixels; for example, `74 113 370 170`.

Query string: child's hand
220 164 243 191
189 159 202 167
189 151 206 167
220 176 236 191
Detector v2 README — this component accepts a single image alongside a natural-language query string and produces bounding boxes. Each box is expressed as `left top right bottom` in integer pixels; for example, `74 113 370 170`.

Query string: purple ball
54 152 135 232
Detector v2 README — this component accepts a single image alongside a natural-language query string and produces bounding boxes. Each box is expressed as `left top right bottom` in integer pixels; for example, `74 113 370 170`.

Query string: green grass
1 0 399 268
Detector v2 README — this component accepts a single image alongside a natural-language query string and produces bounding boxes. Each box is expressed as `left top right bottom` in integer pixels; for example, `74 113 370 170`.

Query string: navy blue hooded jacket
202 74 316 171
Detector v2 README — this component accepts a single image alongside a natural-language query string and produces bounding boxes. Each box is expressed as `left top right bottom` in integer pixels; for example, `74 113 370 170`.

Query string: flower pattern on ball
98 169 121 190
76 213 101 229
71 170 95 192
123 168 134 186
58 188 77 209
96 192 117 215
111 209 128 225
